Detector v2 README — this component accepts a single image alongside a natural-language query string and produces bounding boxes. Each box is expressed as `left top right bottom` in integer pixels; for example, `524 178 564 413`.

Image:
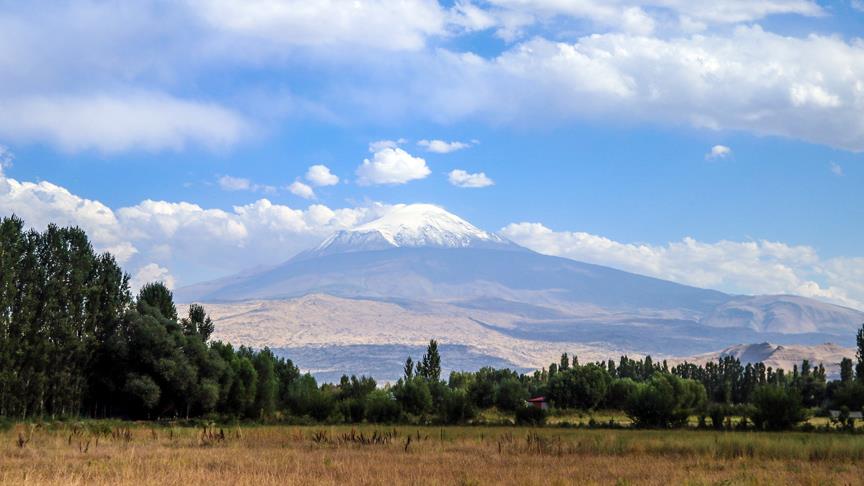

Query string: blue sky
0 0 862 308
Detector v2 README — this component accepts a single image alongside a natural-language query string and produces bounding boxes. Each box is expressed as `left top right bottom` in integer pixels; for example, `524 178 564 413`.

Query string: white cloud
218 175 252 191
356 147 431 185
368 139 406 152
0 167 395 285
830 162 844 177
0 93 251 153
418 139 472 153
189 0 449 51
482 0 822 37
408 27 864 151
0 146 13 169
706 145 732 160
501 222 864 309
217 175 276 193
0 1 857 154
485 1 656 36
448 169 494 188
852 0 864 13
288 181 316 199
305 164 340 186
131 263 175 292
0 176 132 261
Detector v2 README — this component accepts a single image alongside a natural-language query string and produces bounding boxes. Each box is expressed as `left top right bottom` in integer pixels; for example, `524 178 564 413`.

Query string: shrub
515 406 547 426
625 373 706 428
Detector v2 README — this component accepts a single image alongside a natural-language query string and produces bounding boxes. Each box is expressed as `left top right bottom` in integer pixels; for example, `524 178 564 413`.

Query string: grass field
2 423 864 485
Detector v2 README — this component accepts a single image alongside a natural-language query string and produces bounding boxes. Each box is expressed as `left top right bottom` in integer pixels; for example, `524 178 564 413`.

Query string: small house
526 396 548 410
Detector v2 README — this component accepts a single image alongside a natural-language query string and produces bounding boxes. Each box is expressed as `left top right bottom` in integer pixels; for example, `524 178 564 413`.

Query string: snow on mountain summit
311 203 512 256
350 204 503 246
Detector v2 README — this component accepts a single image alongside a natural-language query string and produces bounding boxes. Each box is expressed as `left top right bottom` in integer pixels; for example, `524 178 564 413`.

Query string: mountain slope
701 295 863 334
178 246 730 314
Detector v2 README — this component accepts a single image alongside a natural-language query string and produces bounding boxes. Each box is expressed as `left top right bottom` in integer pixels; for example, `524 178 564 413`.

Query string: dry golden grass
1 423 863 485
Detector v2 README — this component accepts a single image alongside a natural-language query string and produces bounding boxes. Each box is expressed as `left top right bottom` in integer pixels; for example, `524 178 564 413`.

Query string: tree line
2 216 864 431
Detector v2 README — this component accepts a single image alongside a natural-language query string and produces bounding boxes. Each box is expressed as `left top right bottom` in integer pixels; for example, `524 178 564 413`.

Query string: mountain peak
351 204 499 246
310 203 513 257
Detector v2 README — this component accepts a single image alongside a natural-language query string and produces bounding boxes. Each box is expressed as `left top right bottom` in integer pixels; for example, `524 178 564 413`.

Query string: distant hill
680 342 856 379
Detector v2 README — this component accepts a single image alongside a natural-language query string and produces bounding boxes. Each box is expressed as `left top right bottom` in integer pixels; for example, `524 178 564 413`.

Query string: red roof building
526 396 548 410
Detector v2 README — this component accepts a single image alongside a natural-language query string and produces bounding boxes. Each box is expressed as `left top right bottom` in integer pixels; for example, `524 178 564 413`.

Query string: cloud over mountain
501 222 864 309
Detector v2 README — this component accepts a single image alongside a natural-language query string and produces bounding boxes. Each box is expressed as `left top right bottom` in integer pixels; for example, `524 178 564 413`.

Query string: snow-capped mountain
305 204 516 258
176 203 864 381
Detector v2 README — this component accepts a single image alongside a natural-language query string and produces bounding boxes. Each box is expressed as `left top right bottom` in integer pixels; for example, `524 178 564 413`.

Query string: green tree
442 388 476 424
365 389 401 423
841 357 854 384
403 356 414 380
136 282 177 321
417 340 441 382
495 378 528 411
857 324 864 382
394 377 432 416
124 374 161 415
625 373 706 428
749 385 807 430
252 348 278 418
181 304 214 341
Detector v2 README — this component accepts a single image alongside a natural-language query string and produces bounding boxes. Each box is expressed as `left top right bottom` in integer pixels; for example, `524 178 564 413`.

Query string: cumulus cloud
305 164 339 186
501 222 864 309
0 93 251 153
418 139 472 153
706 145 732 160
448 169 494 188
0 168 393 286
131 263 175 292
407 27 864 151
356 147 431 185
830 162 845 177
0 176 131 260
288 181 316 199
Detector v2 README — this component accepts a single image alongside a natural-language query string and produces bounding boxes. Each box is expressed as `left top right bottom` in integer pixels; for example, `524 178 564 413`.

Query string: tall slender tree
856 324 864 382
418 339 441 382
